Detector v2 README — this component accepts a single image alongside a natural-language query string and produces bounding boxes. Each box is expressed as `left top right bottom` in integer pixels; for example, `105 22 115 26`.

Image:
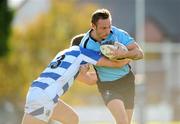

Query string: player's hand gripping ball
100 42 128 60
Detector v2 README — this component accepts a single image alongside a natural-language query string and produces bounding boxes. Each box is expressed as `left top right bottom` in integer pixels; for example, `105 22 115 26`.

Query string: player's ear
91 23 96 30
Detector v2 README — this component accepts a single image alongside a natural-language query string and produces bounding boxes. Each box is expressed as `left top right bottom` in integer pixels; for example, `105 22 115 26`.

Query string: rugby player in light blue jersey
80 9 144 124
21 36 131 124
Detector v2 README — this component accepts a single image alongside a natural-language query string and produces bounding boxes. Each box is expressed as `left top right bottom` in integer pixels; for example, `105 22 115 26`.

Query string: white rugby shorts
24 87 57 122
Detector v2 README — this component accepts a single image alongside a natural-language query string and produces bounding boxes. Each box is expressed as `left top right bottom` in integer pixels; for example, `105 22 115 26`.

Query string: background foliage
0 0 13 57
0 0 99 105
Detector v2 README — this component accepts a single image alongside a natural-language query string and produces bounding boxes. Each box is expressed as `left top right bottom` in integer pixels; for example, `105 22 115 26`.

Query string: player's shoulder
54 46 80 57
80 30 97 49
79 46 94 54
69 46 80 51
80 30 91 44
111 26 129 36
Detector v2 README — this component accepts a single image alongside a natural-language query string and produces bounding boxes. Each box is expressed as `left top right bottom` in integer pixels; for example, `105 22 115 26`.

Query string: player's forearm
97 57 131 68
122 48 144 60
125 42 144 60
76 72 97 85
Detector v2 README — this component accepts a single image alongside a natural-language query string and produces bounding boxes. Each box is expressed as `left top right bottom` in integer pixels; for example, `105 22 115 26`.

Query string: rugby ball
100 42 128 60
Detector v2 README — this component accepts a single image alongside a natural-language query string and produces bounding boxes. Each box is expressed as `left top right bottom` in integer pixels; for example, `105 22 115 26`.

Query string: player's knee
117 120 128 124
71 113 79 124
59 114 79 124
52 112 79 124
67 113 79 124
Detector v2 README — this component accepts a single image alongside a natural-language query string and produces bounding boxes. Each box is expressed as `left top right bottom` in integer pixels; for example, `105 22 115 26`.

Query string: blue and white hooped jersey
80 26 134 82
31 46 101 103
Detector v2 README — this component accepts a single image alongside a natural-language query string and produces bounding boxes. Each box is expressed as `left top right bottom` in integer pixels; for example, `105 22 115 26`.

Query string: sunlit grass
145 122 180 124
52 120 180 124
136 122 180 124
80 121 180 124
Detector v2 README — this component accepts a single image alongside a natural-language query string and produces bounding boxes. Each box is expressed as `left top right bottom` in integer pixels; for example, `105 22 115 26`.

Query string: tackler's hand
79 64 90 74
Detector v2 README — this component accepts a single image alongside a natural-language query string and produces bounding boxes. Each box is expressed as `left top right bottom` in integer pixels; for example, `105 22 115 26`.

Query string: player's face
93 18 111 40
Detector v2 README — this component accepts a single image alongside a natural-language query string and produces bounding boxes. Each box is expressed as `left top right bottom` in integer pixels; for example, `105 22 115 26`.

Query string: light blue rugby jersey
80 26 134 82
31 46 101 103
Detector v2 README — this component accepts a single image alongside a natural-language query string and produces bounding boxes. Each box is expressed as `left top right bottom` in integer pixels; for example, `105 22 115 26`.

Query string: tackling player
21 38 131 124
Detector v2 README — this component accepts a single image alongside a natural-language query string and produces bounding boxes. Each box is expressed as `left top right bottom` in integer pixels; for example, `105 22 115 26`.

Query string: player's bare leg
107 99 129 124
50 100 79 124
21 113 47 124
126 109 133 124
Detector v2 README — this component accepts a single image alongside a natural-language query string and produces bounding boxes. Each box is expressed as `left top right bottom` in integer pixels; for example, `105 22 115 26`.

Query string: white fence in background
134 42 180 124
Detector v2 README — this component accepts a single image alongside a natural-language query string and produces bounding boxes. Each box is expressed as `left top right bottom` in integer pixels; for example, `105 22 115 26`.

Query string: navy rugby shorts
97 71 135 109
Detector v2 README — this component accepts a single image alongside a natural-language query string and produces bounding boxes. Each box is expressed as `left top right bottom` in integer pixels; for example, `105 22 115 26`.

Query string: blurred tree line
0 0 13 57
0 0 99 106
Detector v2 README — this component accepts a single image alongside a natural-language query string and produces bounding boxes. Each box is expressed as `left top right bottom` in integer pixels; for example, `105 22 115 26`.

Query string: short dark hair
91 9 112 25
70 34 85 46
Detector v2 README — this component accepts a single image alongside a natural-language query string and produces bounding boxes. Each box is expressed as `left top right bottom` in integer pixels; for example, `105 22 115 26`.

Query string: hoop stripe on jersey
31 46 101 103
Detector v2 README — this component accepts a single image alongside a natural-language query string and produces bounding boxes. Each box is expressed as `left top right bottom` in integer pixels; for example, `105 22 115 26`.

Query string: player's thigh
107 99 126 115
107 99 128 124
21 113 47 124
50 100 78 123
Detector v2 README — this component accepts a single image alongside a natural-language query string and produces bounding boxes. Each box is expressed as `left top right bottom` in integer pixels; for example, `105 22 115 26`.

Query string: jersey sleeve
80 47 102 65
114 27 134 46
